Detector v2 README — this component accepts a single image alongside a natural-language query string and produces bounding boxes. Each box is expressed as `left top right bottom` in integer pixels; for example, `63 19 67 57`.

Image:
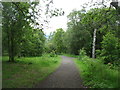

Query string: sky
39 0 113 36
43 0 90 36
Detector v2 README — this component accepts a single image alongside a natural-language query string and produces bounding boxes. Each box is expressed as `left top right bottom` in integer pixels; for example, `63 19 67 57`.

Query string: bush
49 50 57 57
100 32 120 65
75 55 120 88
78 48 87 60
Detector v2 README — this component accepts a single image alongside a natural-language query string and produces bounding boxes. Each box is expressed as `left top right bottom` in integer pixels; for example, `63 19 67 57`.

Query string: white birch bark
92 28 97 58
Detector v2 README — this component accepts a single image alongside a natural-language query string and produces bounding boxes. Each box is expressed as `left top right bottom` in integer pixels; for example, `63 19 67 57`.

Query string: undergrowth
75 49 120 88
75 56 120 88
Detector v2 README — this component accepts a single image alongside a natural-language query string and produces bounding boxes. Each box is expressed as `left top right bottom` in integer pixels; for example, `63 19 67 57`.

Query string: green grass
2 54 61 88
74 55 120 88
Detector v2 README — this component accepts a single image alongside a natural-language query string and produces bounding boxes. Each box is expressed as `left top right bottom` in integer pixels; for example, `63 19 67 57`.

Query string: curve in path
35 56 85 88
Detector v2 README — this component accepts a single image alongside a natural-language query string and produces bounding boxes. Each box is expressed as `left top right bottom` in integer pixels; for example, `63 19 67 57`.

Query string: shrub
100 32 120 65
78 48 87 60
75 55 120 88
49 50 56 57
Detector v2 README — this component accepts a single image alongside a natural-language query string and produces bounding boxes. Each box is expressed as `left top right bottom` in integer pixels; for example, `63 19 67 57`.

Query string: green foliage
49 50 57 57
2 2 120 88
45 28 66 54
2 1 64 61
53 28 65 54
78 48 87 60
2 2 40 61
67 7 120 88
100 32 120 65
65 7 120 57
75 55 120 88
2 2 46 61
20 28 45 57
2 54 61 88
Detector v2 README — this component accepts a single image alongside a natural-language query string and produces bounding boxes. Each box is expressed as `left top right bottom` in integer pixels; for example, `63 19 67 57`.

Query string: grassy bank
75 56 120 88
2 54 61 88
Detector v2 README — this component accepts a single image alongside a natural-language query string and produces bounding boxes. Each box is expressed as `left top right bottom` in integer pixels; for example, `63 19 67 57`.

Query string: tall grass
75 55 120 88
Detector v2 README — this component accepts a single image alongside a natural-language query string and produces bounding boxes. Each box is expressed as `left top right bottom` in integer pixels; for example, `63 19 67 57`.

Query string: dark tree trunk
8 28 15 62
7 27 11 62
11 33 14 62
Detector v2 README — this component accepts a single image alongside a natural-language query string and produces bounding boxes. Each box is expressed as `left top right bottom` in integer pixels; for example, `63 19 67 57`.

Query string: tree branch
12 2 26 17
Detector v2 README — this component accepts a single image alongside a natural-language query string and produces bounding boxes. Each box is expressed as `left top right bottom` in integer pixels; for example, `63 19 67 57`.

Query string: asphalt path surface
35 56 85 88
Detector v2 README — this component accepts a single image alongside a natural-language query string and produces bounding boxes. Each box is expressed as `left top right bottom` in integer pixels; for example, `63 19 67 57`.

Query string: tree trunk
7 28 11 62
92 28 97 58
8 28 15 62
10 37 14 62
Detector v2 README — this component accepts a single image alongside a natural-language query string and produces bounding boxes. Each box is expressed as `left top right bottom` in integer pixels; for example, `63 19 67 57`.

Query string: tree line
47 6 120 65
2 1 120 66
2 1 64 62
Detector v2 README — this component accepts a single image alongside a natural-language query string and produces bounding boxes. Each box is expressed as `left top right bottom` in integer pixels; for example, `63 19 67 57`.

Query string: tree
2 1 64 62
2 2 34 62
101 32 120 65
20 28 45 57
64 6 119 59
45 28 65 54
53 28 65 54
65 10 91 55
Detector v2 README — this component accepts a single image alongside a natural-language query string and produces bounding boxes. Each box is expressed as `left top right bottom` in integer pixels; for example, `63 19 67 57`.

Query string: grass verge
2 54 61 88
74 56 120 88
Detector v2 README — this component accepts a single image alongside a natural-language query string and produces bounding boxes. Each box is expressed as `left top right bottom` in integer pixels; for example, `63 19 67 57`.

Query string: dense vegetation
75 49 120 88
47 7 120 66
2 1 64 61
45 28 66 54
2 2 45 61
2 0 120 88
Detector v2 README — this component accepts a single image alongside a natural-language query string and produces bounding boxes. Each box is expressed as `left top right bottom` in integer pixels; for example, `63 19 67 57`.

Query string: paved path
35 56 85 88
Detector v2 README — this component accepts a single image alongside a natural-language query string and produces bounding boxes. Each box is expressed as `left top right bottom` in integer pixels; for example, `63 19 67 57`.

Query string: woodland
1 0 120 88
